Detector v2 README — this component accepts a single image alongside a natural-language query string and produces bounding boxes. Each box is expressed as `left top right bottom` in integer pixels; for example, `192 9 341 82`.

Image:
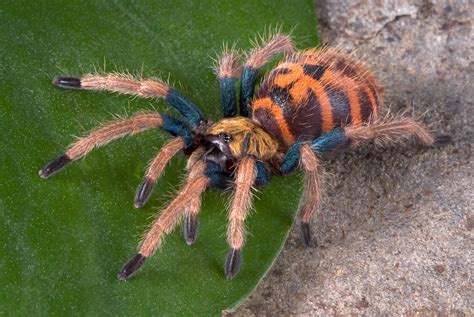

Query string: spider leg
344 116 451 147
39 112 192 179
53 74 205 128
281 128 346 175
298 144 323 247
216 49 241 118
281 143 325 246
118 160 210 280
281 116 450 246
240 33 294 117
255 161 271 187
225 156 257 279
282 115 451 174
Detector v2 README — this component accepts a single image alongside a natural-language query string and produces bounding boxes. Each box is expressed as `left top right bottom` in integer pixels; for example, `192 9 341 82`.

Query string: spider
39 33 450 280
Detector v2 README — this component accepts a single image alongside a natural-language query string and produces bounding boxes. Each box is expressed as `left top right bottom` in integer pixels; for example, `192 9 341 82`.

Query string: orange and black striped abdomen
251 49 383 147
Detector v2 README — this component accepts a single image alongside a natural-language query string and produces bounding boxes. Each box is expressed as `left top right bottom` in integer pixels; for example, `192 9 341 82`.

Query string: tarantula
39 33 449 280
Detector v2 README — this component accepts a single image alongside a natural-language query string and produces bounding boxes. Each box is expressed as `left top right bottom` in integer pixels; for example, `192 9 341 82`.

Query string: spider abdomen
251 48 383 148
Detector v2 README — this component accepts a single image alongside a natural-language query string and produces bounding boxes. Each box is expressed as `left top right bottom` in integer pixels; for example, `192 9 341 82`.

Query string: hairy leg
225 156 257 279
118 160 209 280
344 115 450 147
39 113 181 178
215 48 241 118
281 115 450 246
298 144 323 246
282 115 451 175
240 33 294 116
53 73 205 127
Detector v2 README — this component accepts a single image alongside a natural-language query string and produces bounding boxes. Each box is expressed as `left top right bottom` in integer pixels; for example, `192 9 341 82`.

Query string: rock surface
232 0 473 315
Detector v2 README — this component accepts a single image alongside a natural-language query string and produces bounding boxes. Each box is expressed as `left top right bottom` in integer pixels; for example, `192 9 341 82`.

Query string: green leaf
0 1 318 315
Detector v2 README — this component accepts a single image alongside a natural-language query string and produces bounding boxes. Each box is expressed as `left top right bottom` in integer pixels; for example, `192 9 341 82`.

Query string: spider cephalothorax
40 33 450 280
206 117 279 160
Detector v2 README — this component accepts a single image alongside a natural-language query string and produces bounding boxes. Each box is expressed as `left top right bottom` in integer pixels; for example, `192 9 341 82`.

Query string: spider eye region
218 133 232 143
206 117 279 160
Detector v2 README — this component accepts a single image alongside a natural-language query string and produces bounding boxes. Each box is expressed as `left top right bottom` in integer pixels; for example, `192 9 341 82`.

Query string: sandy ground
232 0 473 315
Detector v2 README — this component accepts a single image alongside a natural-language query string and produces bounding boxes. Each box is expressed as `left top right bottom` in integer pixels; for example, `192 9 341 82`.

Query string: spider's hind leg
215 48 241 118
240 32 294 117
344 115 451 148
280 115 451 247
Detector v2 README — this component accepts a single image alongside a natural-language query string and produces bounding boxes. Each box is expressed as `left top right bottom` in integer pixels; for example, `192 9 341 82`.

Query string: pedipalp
134 137 186 208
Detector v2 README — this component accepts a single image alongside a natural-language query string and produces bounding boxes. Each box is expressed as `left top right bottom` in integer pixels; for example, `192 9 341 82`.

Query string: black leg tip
117 253 147 280
52 76 82 89
134 178 155 208
184 214 199 245
301 222 315 247
433 134 453 147
39 154 71 179
225 248 242 279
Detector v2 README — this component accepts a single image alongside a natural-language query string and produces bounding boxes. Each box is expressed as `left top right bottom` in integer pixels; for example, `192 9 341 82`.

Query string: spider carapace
40 34 449 280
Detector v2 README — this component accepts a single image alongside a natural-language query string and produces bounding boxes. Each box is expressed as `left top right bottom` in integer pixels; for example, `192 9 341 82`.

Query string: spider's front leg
53 73 205 128
39 112 192 179
225 156 257 279
121 153 238 279
118 159 210 280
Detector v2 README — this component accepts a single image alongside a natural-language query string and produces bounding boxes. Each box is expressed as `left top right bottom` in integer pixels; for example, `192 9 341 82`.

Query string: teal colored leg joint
281 128 346 174
165 89 205 128
255 161 270 187
239 66 257 117
161 114 194 148
219 77 237 117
